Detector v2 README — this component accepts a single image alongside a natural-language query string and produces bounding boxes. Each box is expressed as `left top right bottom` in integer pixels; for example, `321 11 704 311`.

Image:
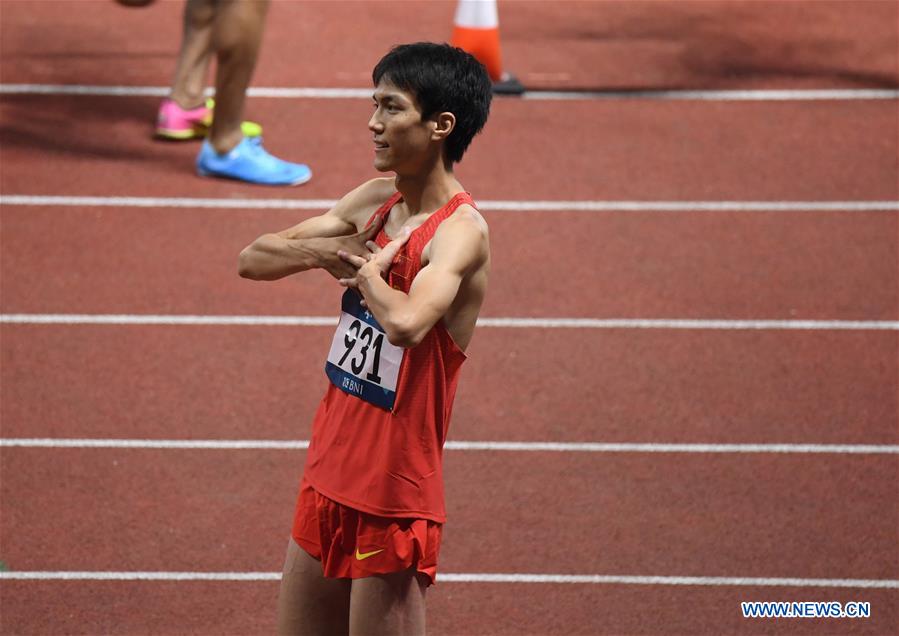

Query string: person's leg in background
156 0 217 139
196 0 311 185
157 0 262 141
169 0 215 111
204 0 265 154
156 0 309 184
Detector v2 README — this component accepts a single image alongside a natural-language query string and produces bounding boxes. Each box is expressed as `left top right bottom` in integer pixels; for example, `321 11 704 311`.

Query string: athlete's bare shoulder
426 202 489 272
451 203 489 236
349 177 397 207
332 177 398 230
440 203 489 248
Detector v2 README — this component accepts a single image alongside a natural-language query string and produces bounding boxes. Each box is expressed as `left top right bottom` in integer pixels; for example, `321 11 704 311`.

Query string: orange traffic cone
451 0 524 94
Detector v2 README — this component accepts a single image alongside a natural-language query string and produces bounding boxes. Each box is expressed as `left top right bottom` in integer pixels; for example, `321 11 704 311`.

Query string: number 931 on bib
325 290 404 410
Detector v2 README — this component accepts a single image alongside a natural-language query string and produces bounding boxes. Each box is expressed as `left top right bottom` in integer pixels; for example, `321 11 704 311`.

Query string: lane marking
478 318 899 331
0 85 368 98
2 195 898 212
0 314 338 326
1 195 338 210
523 89 899 102
440 574 899 588
0 439 314 450
0 571 895 588
2 84 898 101
2 315 897 330
2 439 897 454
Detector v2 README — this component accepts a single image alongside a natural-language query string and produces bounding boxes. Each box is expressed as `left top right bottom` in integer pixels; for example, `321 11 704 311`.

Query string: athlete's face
368 81 437 174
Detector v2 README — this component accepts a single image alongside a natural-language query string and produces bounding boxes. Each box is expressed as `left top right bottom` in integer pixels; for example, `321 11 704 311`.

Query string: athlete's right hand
313 216 384 280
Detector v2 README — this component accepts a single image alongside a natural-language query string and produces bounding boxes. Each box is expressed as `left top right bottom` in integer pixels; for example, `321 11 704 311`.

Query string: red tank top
303 191 473 522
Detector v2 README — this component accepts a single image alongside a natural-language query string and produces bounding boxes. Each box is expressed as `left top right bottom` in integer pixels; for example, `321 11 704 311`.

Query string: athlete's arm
238 179 392 281
339 209 488 348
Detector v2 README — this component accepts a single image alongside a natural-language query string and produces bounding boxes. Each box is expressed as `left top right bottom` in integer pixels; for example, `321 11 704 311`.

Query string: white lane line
2 84 898 101
1 571 895 588
0 85 369 99
0 195 338 210
478 318 899 330
0 571 282 581
2 314 897 330
2 195 898 212
0 439 314 450
524 89 899 101
0 314 338 326
441 574 899 588
2 439 897 454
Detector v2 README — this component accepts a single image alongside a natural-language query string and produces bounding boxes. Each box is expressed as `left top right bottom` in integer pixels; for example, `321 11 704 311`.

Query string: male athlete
238 43 492 634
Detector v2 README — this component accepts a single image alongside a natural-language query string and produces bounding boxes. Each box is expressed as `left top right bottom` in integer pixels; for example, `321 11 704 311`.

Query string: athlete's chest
378 210 436 268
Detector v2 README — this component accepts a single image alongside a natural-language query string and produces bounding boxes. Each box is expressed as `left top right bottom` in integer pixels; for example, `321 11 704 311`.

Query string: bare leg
192 0 309 184
348 569 427 636
277 538 352 636
168 0 216 109
207 0 270 154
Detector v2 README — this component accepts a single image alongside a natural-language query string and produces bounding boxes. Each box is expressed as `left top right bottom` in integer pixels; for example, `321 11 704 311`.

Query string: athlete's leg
348 569 428 636
168 0 216 109
207 0 270 154
277 537 351 636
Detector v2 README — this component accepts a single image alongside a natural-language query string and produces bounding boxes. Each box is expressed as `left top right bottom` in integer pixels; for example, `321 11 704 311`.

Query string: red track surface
3 581 893 636
3 448 898 576
1 1 898 635
2 98 898 200
2 208 897 318
1 1 897 90
2 326 897 444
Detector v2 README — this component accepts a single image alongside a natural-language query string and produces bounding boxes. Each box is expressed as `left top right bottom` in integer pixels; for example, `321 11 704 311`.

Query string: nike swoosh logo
355 548 385 561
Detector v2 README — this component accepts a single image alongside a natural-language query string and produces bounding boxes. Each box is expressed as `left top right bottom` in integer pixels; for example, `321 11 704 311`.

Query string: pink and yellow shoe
155 98 262 140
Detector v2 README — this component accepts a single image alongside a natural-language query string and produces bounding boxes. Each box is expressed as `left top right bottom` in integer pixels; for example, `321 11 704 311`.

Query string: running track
1 1 897 634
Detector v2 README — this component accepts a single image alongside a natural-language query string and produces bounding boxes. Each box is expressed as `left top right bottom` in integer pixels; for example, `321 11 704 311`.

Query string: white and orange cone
451 0 524 94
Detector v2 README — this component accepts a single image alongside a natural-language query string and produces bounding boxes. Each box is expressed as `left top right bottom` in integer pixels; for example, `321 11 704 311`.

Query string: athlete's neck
392 162 462 221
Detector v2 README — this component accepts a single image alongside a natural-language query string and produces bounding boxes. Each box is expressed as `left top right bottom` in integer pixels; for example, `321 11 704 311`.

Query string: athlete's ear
430 112 455 141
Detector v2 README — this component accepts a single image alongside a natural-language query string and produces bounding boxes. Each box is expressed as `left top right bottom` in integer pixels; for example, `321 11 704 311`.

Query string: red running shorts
291 477 442 585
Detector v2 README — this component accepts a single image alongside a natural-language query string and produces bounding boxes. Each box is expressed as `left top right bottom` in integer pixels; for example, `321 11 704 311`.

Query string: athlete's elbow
238 236 280 280
388 335 421 349
387 332 421 349
385 315 424 349
238 245 265 280
385 326 417 349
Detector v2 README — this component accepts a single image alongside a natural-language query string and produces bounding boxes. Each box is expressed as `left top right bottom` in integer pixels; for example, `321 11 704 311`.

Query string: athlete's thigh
348 568 427 636
277 537 351 636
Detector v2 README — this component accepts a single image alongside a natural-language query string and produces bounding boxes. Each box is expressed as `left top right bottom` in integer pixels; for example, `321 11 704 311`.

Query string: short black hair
373 42 492 164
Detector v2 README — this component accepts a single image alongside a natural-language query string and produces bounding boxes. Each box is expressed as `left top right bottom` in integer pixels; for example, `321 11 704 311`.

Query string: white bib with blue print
325 290 404 410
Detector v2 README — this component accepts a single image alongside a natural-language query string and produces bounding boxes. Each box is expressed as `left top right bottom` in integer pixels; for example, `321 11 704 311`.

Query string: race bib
325 290 404 410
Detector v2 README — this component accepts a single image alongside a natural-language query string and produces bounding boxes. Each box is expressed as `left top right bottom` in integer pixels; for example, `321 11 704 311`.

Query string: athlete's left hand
337 226 411 292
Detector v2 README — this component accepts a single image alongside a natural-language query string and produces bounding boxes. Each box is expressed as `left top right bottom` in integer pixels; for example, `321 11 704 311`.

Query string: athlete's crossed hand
337 226 412 294
311 216 385 280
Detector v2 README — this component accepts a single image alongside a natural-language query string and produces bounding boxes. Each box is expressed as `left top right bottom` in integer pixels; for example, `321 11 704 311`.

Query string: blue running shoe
196 137 312 186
